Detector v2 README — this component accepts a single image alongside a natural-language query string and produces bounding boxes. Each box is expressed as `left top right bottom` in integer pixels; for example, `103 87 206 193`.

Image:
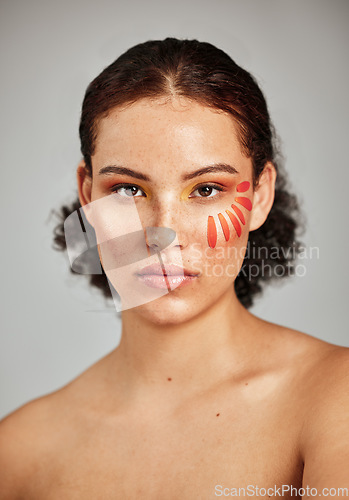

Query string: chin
129 293 204 326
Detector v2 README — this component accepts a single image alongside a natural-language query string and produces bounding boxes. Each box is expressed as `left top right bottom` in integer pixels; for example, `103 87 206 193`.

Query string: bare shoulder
0 350 116 498
0 359 102 499
273 328 349 484
0 391 60 499
292 330 349 420
254 316 349 403
277 323 349 384
257 316 348 372
261 319 349 445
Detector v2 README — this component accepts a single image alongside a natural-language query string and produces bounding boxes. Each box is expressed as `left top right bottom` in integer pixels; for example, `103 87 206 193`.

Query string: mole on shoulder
167 377 172 381
216 413 220 417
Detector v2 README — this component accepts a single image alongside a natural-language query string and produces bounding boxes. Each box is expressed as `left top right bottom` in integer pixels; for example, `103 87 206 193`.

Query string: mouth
135 263 199 289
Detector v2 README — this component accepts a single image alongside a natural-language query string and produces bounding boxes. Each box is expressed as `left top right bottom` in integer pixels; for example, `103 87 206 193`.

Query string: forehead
92 97 249 173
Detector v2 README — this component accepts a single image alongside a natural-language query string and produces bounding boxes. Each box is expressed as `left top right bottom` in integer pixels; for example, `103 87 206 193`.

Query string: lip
136 273 197 290
136 263 199 277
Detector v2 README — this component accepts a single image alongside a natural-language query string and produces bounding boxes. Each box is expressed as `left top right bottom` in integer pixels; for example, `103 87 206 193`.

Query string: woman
0 38 348 499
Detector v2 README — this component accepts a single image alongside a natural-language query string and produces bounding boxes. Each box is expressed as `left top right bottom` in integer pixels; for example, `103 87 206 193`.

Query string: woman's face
79 96 270 324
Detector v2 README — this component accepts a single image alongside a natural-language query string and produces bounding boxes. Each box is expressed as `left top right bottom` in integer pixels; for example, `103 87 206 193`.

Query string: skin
0 97 348 499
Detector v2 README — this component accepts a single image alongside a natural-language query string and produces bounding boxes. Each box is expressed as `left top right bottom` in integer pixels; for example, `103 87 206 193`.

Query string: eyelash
110 183 146 197
189 184 225 199
110 183 225 199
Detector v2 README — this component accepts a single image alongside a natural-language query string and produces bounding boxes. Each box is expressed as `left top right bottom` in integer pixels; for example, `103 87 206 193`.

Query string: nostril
145 226 177 253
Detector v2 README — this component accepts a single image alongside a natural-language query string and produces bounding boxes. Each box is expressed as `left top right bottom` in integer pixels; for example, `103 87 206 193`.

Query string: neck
110 290 259 409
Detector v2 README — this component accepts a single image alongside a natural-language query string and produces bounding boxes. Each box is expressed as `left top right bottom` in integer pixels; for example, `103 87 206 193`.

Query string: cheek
88 194 151 273
190 181 252 279
206 181 252 250
191 226 248 284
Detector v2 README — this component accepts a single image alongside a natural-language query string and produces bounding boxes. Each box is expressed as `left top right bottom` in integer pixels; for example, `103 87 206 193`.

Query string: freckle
167 377 172 381
245 382 248 386
216 413 220 417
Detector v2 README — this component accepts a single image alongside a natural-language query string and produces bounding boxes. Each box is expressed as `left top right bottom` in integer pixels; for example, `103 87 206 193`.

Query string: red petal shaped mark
207 216 217 248
225 209 242 237
218 213 230 241
231 204 245 225
235 197 252 211
236 181 250 193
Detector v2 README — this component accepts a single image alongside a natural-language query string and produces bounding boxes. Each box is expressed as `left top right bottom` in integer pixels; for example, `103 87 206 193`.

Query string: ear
77 159 92 207
76 159 96 228
249 162 277 232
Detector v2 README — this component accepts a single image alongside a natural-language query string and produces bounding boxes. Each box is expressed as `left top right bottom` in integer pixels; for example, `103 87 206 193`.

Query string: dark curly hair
52 37 304 309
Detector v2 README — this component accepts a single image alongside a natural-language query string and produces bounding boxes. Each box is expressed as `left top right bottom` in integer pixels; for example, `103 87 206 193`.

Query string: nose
143 195 189 252
145 226 178 254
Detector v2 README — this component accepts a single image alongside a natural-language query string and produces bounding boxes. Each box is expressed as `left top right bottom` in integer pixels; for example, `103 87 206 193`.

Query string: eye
189 184 224 199
110 183 146 197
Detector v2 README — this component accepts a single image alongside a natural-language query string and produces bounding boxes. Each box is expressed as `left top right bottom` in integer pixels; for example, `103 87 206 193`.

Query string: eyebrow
98 165 150 181
181 163 239 181
98 163 239 182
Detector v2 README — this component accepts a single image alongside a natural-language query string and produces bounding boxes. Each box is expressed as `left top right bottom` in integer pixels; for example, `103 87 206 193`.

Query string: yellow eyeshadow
180 184 197 201
141 186 152 198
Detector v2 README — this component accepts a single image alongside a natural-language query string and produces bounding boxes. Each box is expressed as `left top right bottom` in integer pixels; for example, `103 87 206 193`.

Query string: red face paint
225 209 242 237
207 215 218 248
236 181 250 193
235 197 252 211
206 181 251 248
218 213 230 241
231 204 245 225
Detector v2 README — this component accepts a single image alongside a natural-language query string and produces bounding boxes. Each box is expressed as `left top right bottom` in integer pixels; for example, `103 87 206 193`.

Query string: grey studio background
0 0 348 419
